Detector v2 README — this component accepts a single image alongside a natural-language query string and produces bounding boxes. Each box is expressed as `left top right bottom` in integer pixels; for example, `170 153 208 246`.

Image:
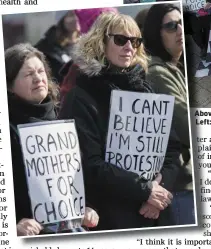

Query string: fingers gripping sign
147 173 173 210
17 218 43 236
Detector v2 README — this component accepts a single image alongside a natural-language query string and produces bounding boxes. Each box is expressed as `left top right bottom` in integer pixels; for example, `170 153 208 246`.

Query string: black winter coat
59 61 181 230
8 93 57 223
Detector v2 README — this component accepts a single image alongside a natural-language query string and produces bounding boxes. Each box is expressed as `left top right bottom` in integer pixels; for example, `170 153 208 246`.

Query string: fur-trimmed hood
69 42 153 94
60 41 153 100
70 42 105 77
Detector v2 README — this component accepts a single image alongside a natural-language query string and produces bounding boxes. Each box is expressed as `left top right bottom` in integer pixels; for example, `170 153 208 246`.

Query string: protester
35 10 81 84
59 12 181 230
135 8 149 33
143 4 194 225
5 43 99 236
60 7 118 102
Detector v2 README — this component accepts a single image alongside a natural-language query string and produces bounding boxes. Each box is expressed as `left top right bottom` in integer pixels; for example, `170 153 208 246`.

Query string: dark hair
135 8 150 33
5 43 59 104
56 10 79 45
143 4 181 62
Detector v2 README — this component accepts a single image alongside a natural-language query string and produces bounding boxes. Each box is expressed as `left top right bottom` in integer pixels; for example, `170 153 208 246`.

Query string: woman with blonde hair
60 12 179 230
59 7 118 102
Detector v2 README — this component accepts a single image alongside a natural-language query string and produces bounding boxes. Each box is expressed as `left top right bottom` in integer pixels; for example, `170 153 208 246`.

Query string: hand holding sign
204 2 211 9
147 173 173 210
139 203 160 219
17 218 43 236
82 207 99 228
183 0 206 11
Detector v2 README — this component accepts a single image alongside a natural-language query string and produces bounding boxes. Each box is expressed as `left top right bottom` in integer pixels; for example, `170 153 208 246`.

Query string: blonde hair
77 12 148 71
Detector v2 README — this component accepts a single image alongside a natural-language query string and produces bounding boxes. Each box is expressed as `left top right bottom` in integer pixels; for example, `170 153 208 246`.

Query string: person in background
135 8 150 33
75 7 118 34
143 4 194 225
184 0 211 58
59 12 181 230
59 7 118 102
35 10 81 84
5 43 99 236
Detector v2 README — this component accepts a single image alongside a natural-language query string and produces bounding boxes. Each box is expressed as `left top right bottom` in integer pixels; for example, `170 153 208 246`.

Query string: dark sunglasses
161 20 182 33
107 34 143 48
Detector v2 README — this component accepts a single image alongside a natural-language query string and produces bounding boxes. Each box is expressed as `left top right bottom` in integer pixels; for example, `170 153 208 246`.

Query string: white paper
106 90 174 180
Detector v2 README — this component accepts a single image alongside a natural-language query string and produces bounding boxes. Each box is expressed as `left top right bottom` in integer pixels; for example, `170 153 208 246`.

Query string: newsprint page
0 0 211 248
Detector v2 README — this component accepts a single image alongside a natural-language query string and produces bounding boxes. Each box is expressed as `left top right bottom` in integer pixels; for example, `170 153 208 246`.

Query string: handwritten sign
105 90 174 181
183 0 206 11
18 120 85 225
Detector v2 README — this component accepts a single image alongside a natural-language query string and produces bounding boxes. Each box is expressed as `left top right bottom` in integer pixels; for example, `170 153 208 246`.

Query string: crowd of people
5 4 194 236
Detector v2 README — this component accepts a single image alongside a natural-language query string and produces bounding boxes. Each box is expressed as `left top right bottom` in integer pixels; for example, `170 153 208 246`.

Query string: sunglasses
107 34 143 48
161 20 182 33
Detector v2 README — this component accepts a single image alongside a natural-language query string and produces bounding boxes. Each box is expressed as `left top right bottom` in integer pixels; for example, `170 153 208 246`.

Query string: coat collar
148 56 183 75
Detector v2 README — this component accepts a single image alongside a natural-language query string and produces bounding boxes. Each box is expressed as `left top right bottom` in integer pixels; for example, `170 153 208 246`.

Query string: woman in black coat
60 12 180 231
5 43 98 236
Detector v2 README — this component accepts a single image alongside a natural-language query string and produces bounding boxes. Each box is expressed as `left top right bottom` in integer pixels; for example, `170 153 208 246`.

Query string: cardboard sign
18 120 85 225
183 0 206 11
105 90 174 181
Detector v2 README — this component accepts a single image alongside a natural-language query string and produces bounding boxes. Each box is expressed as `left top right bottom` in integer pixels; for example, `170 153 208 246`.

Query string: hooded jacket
59 44 181 230
146 56 192 191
